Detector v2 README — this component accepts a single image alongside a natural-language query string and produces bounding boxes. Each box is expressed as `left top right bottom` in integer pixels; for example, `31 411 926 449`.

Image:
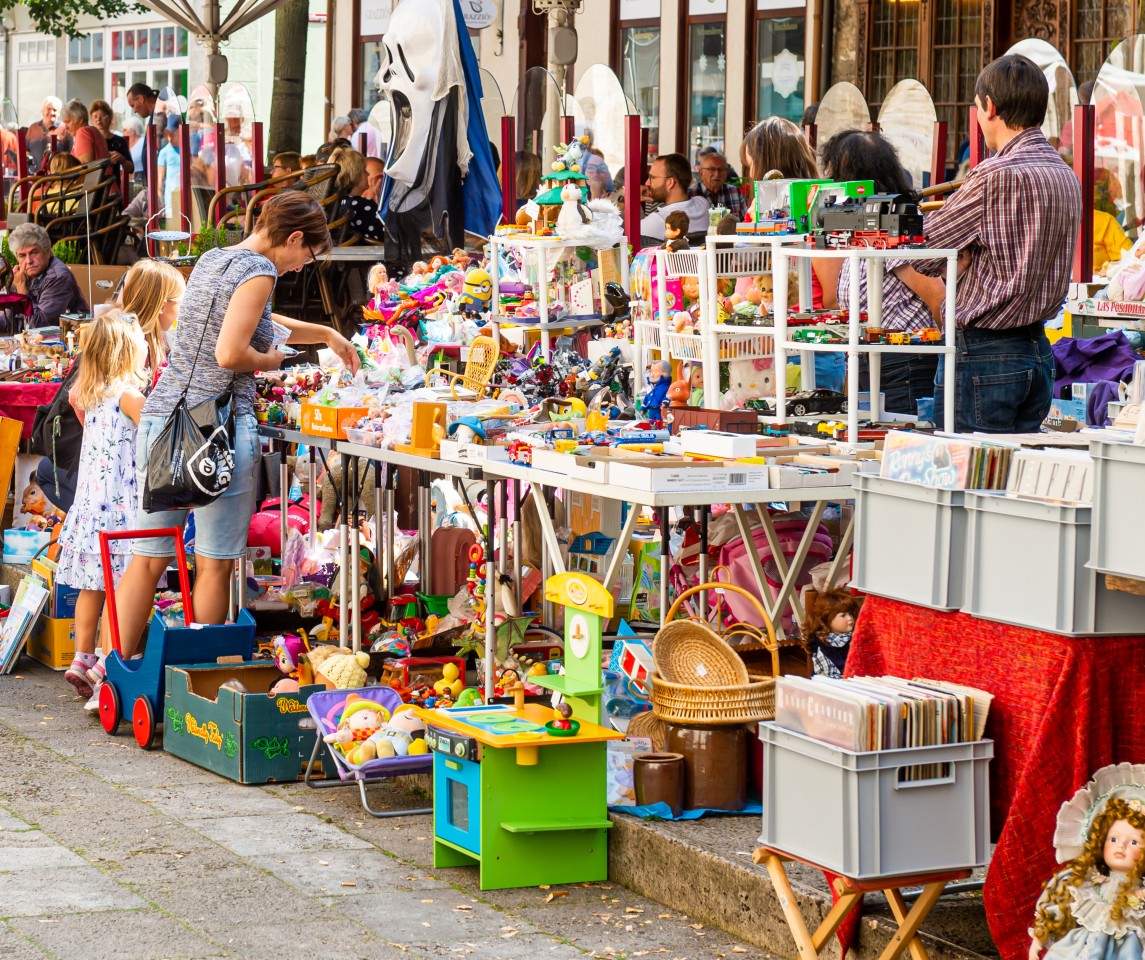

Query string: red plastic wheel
132 696 157 750
98 682 121 735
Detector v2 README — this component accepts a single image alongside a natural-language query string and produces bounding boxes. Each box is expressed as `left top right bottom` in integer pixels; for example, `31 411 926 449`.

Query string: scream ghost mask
376 0 470 189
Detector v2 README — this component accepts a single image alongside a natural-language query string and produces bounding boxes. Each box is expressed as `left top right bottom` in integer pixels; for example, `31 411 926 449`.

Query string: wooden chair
424 335 501 400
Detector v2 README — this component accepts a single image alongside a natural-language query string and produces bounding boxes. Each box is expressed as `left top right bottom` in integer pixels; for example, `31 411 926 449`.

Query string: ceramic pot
634 753 686 816
665 723 748 812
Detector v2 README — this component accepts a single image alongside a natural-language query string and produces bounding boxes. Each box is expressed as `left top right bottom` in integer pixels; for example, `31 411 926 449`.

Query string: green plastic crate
163 662 330 784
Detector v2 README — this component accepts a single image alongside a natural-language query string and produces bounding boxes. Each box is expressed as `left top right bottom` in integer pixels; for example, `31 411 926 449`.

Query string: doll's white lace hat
1054 762 1145 862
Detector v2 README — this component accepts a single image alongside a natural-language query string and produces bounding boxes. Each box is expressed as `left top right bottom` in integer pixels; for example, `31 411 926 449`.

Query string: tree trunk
268 0 310 157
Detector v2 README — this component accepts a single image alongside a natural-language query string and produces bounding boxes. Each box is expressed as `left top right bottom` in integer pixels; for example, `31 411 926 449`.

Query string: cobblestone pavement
0 661 778 960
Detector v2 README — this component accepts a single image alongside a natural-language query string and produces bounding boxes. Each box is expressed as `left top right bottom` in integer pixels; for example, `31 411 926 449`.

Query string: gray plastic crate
1089 440 1145 580
758 723 992 878
852 472 966 610
963 491 1145 636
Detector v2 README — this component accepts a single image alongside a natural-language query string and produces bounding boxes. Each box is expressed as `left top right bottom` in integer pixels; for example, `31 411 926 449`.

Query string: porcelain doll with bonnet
1030 763 1145 960
804 588 863 679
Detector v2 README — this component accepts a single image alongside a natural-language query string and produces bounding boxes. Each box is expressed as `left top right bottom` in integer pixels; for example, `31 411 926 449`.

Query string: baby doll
803 589 863 680
1030 767 1145 960
323 694 392 765
682 362 704 407
663 210 691 253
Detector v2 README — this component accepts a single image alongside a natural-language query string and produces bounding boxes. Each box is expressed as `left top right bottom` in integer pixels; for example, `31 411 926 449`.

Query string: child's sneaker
65 657 95 699
86 658 107 686
84 683 102 713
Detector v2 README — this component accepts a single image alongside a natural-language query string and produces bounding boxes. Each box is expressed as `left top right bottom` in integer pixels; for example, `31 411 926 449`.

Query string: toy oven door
433 749 481 855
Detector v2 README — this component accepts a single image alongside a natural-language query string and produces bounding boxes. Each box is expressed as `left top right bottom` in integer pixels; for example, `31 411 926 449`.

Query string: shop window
620 23 661 158
361 41 386 113
686 17 727 160
754 5 805 126
862 0 981 165
1074 0 1134 85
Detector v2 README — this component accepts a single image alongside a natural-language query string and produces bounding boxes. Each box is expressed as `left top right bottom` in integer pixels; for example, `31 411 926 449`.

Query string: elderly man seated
8 223 88 328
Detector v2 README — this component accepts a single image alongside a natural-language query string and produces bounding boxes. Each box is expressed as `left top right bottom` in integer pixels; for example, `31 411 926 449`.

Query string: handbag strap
181 252 261 399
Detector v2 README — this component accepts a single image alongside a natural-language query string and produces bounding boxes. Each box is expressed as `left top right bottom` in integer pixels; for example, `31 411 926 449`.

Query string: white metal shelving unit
771 244 960 447
487 233 630 362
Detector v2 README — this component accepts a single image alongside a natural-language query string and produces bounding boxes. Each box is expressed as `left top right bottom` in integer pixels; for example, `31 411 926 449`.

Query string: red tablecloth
847 595 1145 960
0 381 59 438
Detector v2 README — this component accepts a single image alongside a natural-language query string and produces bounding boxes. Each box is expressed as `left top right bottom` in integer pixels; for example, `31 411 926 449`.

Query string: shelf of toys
771 244 959 447
487 233 630 363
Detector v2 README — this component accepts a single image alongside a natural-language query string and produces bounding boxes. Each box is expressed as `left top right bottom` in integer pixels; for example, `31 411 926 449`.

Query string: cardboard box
679 430 760 459
163 662 332 783
532 447 652 483
3 529 51 564
28 616 76 670
438 439 511 463
300 402 369 440
609 459 770 493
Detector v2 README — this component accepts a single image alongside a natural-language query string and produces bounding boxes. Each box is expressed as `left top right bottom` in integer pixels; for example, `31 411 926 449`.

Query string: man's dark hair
126 82 157 101
656 153 692 191
801 102 819 127
819 129 916 198
974 55 1048 131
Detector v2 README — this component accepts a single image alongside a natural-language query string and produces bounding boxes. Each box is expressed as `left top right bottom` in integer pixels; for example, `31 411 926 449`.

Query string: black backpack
31 354 83 475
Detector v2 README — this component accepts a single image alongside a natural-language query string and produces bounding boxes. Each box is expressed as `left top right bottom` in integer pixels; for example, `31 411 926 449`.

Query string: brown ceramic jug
634 753 686 816
665 723 748 812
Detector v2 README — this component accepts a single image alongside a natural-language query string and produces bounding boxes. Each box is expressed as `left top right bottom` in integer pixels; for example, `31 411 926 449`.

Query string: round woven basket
650 671 775 725
652 619 750 687
627 709 668 751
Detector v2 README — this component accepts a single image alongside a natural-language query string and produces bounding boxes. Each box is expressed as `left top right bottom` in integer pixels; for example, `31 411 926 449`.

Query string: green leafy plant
1 235 14 268
51 240 81 264
189 224 231 259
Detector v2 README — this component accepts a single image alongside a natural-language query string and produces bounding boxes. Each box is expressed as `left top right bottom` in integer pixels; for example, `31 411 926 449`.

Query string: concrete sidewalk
0 660 779 960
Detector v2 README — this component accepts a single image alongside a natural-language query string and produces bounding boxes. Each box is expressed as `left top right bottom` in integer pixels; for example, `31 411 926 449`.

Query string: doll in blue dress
1030 764 1145 960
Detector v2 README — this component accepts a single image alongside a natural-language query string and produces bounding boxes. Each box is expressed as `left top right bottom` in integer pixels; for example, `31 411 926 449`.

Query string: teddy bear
322 694 392 765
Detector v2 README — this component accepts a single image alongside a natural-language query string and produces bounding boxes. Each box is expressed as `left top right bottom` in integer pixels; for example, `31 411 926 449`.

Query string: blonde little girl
59 311 148 699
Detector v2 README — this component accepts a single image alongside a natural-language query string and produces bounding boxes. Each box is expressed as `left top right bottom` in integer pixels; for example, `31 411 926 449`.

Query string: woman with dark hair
88 192 360 706
816 129 945 416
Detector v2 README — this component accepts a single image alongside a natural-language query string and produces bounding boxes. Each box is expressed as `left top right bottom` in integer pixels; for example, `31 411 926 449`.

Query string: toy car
887 332 910 345
912 327 942 344
787 389 847 417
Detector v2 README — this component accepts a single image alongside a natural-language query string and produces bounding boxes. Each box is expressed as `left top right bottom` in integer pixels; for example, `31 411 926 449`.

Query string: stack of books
774 675 992 754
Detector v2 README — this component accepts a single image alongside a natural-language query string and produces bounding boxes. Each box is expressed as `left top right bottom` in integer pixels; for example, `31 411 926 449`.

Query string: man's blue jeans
933 325 1055 433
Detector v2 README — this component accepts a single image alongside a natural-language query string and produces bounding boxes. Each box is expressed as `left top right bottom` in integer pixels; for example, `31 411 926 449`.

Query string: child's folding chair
303 685 432 817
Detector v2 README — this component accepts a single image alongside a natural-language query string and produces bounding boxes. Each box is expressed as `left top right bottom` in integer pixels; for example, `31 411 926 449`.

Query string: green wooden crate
163 663 330 784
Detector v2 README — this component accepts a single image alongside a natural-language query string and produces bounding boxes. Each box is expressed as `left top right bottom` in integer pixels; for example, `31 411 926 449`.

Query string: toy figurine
322 694 392 765
803 589 863 680
683 361 704 406
1030 764 1145 960
663 210 691 253
457 268 493 316
642 359 673 422
367 263 398 309
269 633 309 695
666 377 690 408
552 135 590 173
556 181 590 234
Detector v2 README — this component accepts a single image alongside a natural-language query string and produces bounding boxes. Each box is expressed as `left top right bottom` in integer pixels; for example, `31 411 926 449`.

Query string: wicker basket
627 709 668 751
652 619 749 687
650 671 775 725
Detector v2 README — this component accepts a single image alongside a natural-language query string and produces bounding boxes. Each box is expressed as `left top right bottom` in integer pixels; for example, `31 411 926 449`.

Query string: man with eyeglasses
639 153 711 246
689 146 746 221
271 152 302 184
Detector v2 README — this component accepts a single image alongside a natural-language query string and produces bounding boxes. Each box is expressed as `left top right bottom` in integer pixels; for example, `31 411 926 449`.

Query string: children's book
880 432 974 489
0 576 50 674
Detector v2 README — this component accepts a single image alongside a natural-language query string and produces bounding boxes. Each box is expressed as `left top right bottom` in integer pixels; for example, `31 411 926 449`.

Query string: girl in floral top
57 311 148 699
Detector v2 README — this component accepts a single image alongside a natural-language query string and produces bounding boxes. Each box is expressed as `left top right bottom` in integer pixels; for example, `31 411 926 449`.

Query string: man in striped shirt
923 55 1082 433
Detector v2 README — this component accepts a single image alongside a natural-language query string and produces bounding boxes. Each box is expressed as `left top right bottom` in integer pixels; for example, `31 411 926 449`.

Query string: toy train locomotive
811 193 925 249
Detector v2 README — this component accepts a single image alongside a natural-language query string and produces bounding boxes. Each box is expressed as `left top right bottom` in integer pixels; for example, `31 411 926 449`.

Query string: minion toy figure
458 268 493 316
